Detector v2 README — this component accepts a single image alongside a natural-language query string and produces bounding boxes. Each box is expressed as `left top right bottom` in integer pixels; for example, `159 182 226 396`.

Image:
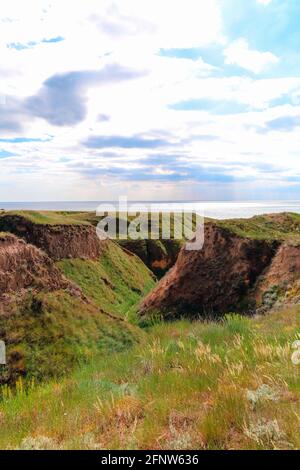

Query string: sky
1 0 300 201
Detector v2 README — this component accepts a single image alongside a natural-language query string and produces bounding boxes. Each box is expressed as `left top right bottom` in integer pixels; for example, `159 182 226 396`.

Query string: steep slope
57 241 155 322
140 214 300 319
0 211 183 275
0 213 103 260
254 243 300 312
0 211 156 320
0 233 81 302
0 290 138 385
118 239 181 277
0 233 139 384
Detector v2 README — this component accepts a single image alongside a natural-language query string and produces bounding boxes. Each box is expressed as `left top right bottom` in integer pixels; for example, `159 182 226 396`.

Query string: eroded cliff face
253 243 300 311
0 215 104 261
139 223 280 318
0 233 81 305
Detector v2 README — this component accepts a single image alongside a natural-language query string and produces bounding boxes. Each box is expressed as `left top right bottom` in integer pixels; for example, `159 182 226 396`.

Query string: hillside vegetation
0 210 93 226
0 309 299 450
217 212 300 242
3 210 300 242
0 210 187 276
0 291 138 384
0 226 155 383
57 241 155 323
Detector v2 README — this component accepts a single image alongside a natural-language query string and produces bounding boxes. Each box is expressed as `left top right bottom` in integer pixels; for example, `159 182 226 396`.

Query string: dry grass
0 309 300 450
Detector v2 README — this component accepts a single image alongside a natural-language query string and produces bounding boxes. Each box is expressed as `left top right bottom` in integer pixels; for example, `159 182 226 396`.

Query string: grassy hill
0 290 139 384
0 210 93 225
3 210 300 241
0 225 155 383
1 211 300 450
0 210 189 276
216 212 300 243
57 241 155 323
0 308 299 450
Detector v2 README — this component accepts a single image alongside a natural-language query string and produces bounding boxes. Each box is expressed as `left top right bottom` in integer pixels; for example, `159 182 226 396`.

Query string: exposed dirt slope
0 233 79 301
0 211 184 275
139 222 280 319
0 214 103 261
256 244 300 296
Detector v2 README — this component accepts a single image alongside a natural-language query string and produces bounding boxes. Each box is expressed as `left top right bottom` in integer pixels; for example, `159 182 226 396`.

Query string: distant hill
140 213 300 319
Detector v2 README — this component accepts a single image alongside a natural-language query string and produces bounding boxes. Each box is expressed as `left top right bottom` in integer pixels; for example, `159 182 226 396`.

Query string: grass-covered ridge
57 241 155 323
0 308 300 450
0 209 197 236
3 209 300 236
215 212 300 243
0 290 139 384
3 209 300 241
0 210 93 225
0 210 191 276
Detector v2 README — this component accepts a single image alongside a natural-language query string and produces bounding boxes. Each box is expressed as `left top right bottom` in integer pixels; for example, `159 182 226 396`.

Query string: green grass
57 241 155 323
0 240 155 383
0 210 190 276
215 212 300 243
0 290 139 384
3 210 300 243
0 210 197 234
1 308 300 450
0 210 93 225
2 210 300 449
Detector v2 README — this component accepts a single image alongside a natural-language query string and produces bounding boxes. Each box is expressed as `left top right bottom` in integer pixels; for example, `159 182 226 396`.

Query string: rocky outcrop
0 215 104 261
139 223 279 318
0 233 81 303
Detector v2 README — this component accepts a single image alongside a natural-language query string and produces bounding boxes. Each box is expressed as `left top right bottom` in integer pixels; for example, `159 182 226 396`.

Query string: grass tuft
1 309 300 449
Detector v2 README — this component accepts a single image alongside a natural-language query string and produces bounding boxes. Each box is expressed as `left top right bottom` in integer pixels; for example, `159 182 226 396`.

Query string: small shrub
246 384 279 410
244 418 285 445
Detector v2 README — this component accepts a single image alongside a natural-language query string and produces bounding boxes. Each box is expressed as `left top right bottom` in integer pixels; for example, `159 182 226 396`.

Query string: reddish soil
255 243 300 300
0 233 81 303
139 223 279 318
0 215 105 260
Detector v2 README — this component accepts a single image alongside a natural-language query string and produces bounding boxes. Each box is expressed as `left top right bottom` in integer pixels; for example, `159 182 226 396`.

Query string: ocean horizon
2 200 300 220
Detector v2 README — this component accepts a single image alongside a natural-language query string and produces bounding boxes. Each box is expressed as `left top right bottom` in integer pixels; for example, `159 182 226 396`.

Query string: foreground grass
1 308 300 450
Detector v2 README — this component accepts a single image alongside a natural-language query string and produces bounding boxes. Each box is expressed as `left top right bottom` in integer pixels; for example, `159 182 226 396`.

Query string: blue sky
1 0 300 201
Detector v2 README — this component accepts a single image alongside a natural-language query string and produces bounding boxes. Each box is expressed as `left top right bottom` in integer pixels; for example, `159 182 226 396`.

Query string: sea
2 200 300 220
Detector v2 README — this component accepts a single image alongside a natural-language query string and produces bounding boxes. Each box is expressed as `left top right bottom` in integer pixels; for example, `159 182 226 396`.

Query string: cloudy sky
1 0 300 201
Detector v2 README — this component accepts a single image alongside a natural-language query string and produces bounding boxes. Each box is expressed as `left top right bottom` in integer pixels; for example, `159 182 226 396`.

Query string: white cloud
1 0 300 201
257 0 272 5
224 38 279 74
